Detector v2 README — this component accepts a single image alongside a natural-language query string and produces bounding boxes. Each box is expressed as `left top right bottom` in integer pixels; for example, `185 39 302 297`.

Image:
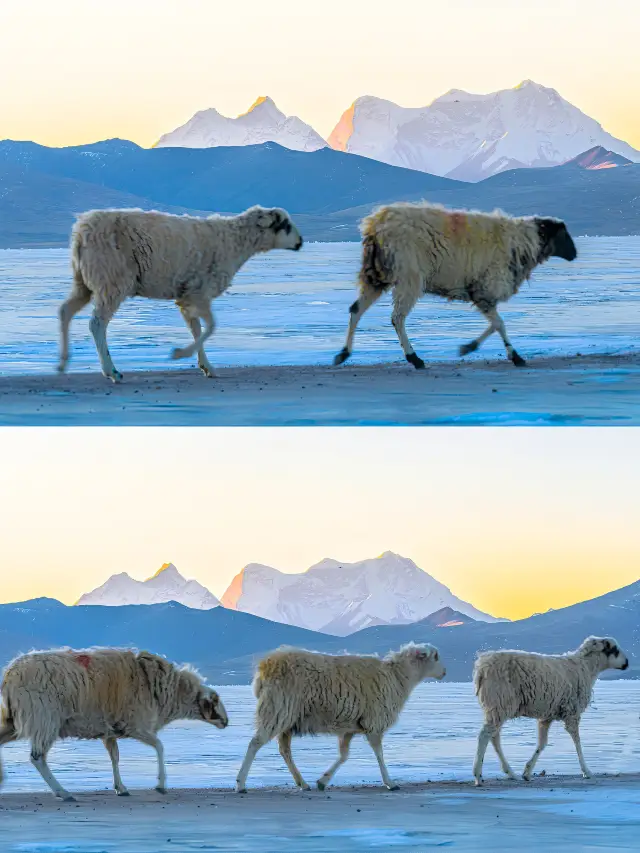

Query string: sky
0 0 638 149
1 428 638 621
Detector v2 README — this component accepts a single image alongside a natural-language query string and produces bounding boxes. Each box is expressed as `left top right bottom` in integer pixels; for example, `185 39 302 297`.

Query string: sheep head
535 217 577 262
387 642 446 681
577 636 629 672
196 686 229 729
246 206 303 252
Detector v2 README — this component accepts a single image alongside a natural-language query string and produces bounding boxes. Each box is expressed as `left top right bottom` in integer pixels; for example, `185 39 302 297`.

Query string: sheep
58 205 303 382
472 636 628 787
0 647 228 800
333 202 577 370
235 642 445 793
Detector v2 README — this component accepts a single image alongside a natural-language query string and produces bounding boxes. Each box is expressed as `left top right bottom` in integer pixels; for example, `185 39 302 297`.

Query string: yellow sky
0 0 638 149
1 428 638 621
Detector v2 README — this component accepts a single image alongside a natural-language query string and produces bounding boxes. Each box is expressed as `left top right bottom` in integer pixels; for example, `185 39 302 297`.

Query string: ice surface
0 238 638 377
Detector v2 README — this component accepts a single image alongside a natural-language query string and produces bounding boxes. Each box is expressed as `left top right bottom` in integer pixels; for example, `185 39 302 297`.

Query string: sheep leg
0 722 17 786
391 289 424 370
278 731 310 790
523 719 551 781
30 746 75 802
171 304 215 362
103 737 130 796
130 732 167 793
236 732 270 793
473 722 497 786
58 278 91 373
490 727 516 780
317 732 354 790
178 306 216 378
89 303 123 383
564 718 592 779
334 284 383 366
365 733 398 790
461 306 526 367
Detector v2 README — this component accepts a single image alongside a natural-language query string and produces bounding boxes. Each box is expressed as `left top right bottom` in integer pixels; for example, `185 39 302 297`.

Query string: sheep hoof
582 772 593 780
474 778 483 787
57 362 67 374
459 341 478 357
171 347 188 361
387 784 400 791
511 352 527 367
317 781 326 791
117 790 131 797
300 783 311 791
61 794 76 802
406 353 425 370
200 366 217 379
522 773 531 782
155 786 168 795
108 370 123 383
235 784 247 794
333 348 351 366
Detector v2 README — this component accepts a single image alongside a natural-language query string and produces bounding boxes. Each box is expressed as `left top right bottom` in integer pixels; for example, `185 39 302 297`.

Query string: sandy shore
1 352 639 426
1 775 639 851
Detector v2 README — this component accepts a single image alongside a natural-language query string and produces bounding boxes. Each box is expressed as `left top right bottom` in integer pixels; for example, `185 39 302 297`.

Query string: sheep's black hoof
333 348 351 366
61 794 76 802
155 786 168 795
511 351 527 367
117 790 131 797
406 353 425 370
106 369 123 383
459 341 479 357
235 784 247 794
317 780 326 791
387 784 400 791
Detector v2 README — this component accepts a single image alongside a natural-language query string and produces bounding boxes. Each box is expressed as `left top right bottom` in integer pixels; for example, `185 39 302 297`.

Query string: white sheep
334 202 577 370
58 205 303 382
0 647 228 800
236 642 445 793
472 636 628 786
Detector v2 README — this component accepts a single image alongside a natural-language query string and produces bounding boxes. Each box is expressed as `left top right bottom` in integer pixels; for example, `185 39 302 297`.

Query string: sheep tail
252 673 263 699
359 233 393 292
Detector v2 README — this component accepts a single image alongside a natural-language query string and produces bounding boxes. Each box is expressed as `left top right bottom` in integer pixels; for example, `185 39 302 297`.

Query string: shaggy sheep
0 647 228 800
58 205 303 382
472 636 628 786
334 202 577 370
236 642 445 793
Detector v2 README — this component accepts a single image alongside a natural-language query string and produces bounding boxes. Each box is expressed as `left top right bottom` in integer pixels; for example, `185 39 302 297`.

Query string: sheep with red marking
334 202 577 370
0 647 228 800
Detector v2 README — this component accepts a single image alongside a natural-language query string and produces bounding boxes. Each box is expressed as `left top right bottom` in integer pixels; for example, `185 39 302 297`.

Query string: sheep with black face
334 201 577 370
472 636 628 786
59 205 303 381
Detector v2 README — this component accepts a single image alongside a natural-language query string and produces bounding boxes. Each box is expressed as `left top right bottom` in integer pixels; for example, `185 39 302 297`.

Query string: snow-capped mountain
220 552 499 636
76 563 220 610
155 96 326 152
328 80 640 181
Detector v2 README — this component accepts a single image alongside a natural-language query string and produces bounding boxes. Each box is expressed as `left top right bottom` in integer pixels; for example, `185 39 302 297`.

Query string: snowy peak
76 564 220 610
328 81 640 181
155 97 327 153
220 552 499 636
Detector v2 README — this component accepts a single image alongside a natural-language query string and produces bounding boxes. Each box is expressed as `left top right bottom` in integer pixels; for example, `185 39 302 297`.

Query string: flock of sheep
0 635 627 801
57 202 578 382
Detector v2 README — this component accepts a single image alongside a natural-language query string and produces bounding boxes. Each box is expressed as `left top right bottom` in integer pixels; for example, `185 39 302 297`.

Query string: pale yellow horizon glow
1 428 638 622
0 0 638 150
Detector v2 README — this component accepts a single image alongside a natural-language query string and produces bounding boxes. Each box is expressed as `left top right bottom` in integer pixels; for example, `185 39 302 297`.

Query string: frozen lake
1 238 639 377
2 681 639 795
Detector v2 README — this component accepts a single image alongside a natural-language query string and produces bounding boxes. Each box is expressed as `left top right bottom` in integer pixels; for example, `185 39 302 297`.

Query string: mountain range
1 137 638 247
1 577 638 683
77 553 497 635
154 82 639 182
220 552 498 635
76 563 220 610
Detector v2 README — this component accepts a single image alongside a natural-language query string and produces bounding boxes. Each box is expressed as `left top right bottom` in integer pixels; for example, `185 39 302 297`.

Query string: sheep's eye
433 651 438 661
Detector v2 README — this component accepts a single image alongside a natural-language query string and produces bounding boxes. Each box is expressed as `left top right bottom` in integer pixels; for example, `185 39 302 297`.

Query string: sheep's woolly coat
473 637 627 726
1 647 222 749
253 644 443 738
360 203 546 310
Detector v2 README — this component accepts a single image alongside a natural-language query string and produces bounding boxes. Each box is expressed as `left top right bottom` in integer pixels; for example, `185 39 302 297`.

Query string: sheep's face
197 687 229 729
581 636 629 672
252 206 303 251
535 217 577 262
402 643 446 681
